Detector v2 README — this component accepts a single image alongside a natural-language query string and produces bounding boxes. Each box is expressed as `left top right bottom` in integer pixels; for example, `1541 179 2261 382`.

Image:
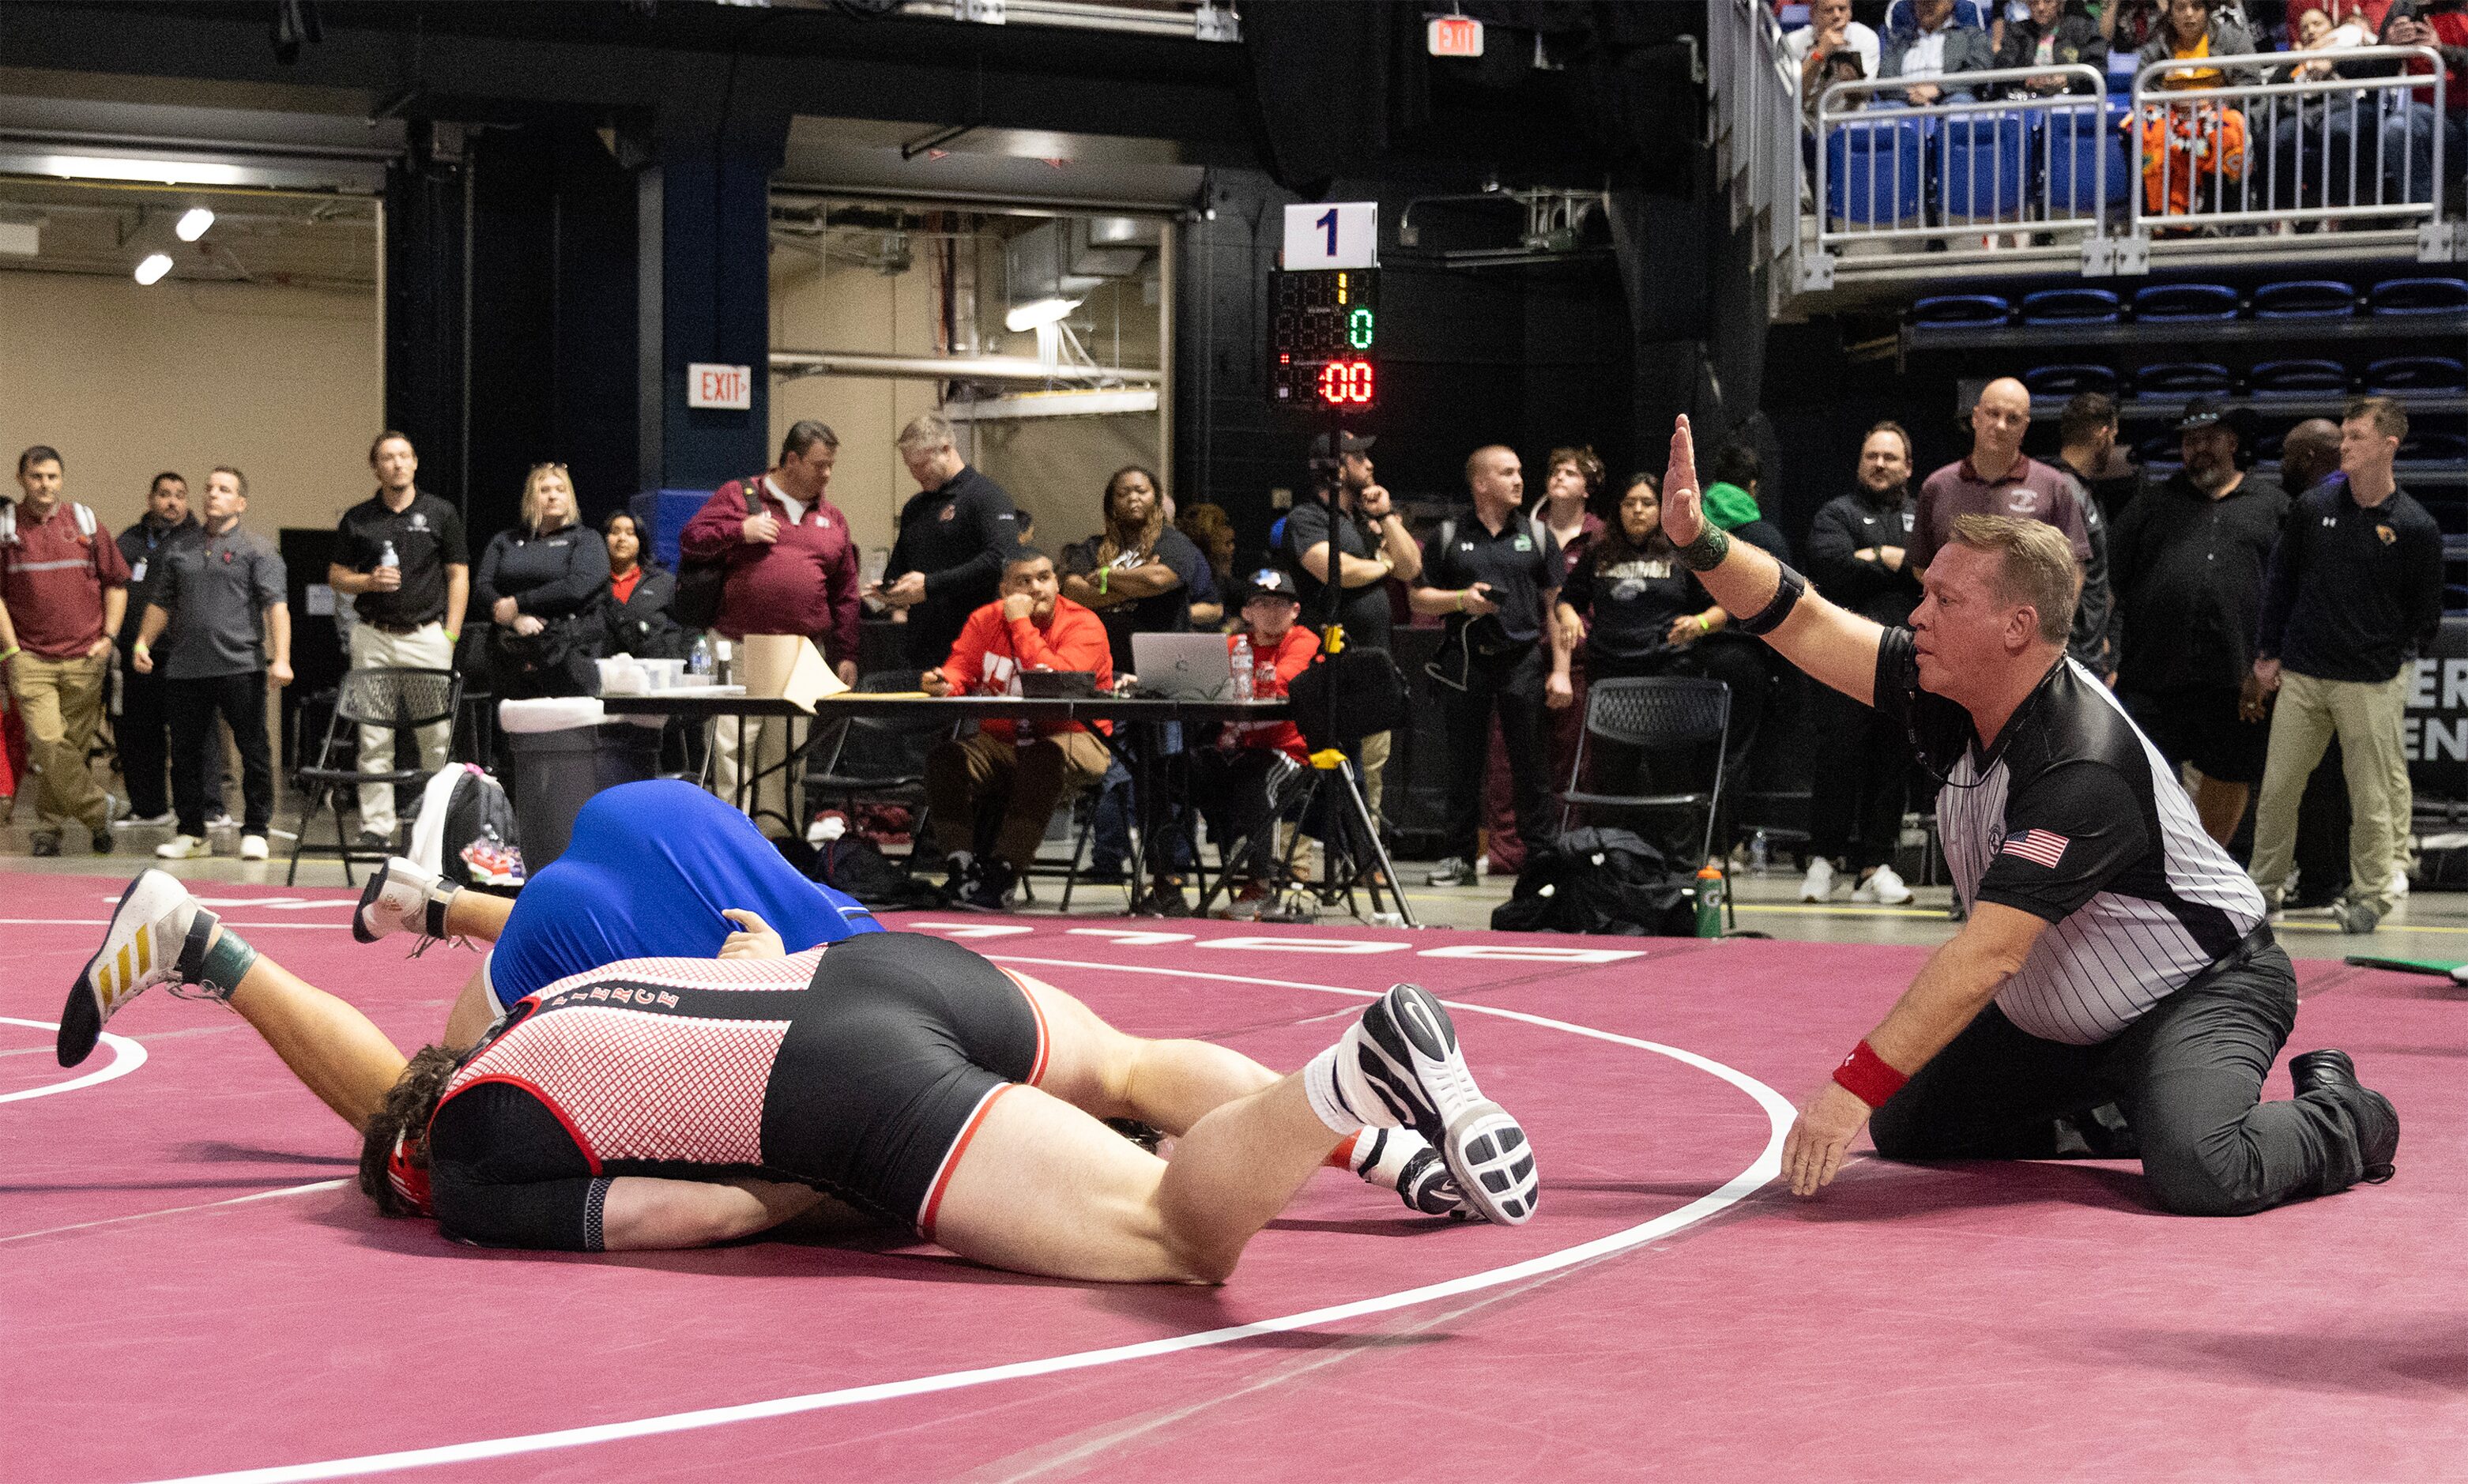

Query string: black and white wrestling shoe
59 869 217 1067
1342 984 1537 1226
354 856 455 947
1347 1126 1474 1218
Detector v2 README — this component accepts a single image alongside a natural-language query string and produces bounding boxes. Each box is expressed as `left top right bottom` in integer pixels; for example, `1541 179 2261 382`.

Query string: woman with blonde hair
473 461 609 699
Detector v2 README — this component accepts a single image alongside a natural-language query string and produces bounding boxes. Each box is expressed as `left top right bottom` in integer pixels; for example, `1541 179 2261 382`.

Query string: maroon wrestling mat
5 871 2461 1482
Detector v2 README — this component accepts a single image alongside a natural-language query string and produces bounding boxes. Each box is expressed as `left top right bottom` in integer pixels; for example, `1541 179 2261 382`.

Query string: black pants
1870 932 2373 1215
168 671 273 837
118 657 176 819
1438 641 1552 863
1189 746 1298 877
1806 682 1913 870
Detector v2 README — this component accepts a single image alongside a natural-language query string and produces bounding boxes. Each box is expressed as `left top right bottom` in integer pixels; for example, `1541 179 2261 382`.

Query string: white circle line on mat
0 1016 147 1104
144 958 1795 1484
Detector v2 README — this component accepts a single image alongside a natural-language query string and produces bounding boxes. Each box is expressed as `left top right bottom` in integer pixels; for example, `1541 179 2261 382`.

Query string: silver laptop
1132 631 1234 700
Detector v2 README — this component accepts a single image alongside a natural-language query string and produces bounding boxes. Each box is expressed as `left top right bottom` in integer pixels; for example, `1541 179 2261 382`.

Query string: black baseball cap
1243 567 1302 604
1309 431 1376 458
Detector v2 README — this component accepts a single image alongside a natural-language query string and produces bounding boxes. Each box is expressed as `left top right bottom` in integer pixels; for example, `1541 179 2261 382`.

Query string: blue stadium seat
2137 431 2187 469
2020 287 2119 325
2133 283 2241 322
2251 280 2356 318
2106 49 2138 92
1939 111 2029 224
1826 117 1926 230
2404 434 2468 463
2024 363 2120 397
2037 106 2114 217
2366 356 2467 394
1911 293 2014 326
2248 360 2350 397
2368 277 2468 315
1778 2 1811 28
2133 362 2235 395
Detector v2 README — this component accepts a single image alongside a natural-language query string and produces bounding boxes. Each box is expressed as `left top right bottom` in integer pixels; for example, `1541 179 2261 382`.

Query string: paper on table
737 634 848 712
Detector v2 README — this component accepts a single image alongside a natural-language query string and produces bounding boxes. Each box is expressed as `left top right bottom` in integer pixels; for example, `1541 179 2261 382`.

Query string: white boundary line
2 1180 347 1245
144 958 1794 1484
0 1015 147 1103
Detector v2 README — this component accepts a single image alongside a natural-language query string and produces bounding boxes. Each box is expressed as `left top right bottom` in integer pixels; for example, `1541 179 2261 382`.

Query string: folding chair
288 665 460 886
1557 676 1734 923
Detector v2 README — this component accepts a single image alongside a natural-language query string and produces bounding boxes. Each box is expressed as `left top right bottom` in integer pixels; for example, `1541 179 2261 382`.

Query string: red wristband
1832 1040 1908 1109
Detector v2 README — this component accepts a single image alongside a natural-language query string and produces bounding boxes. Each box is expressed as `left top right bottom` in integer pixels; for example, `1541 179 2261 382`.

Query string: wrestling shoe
1344 1126 1471 1218
354 856 455 945
59 869 219 1067
2289 1049 2398 1185
1340 984 1537 1225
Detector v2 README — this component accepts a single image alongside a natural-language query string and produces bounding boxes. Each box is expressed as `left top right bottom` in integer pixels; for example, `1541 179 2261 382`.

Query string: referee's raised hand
1663 413 1705 549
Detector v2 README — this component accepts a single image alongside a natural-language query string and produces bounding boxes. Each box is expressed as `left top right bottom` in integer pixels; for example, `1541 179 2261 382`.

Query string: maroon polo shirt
677 475 862 665
2 499 131 658
1910 454 2093 571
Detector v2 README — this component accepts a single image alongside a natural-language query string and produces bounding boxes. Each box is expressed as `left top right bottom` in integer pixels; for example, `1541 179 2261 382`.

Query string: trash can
499 699 664 871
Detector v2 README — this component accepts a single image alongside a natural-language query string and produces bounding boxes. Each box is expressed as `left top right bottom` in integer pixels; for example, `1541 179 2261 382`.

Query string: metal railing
1708 0 1803 312
2127 46 2447 240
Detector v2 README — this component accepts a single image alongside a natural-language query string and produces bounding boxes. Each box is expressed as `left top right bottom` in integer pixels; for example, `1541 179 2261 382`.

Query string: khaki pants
9 651 109 835
711 712 809 828
925 728 1110 869
1358 729 1392 823
348 623 455 837
2248 667 2411 917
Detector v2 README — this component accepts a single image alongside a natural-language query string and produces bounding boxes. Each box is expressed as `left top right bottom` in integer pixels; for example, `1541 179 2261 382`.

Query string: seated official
1189 569 1320 910
918 548 1113 911
1657 413 2397 1218
473 463 606 699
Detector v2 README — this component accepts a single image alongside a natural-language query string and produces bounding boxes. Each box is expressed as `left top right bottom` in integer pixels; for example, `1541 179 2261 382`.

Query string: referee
1657 416 2396 1215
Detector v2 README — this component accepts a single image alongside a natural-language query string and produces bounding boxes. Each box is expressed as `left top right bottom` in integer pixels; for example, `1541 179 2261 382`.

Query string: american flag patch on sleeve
2000 829 2069 868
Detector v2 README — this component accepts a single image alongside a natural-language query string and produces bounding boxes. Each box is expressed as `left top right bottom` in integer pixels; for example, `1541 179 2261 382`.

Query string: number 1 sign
1281 202 1377 270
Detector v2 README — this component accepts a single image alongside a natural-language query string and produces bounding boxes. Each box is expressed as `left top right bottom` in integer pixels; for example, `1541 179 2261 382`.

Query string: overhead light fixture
1004 296 1082 333
40 154 251 187
134 253 174 285
175 207 215 242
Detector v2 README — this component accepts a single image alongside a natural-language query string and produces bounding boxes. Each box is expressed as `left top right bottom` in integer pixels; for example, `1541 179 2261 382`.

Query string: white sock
1303 1024 1400 1136
1343 1127 1434 1191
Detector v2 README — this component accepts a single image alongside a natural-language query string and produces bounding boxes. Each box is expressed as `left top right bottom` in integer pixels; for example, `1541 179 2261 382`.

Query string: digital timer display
1268 267 1379 409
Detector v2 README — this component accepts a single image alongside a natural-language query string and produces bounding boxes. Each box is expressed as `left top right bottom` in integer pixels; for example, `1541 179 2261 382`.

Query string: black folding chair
801 670 951 864
288 665 461 885
1558 676 1735 927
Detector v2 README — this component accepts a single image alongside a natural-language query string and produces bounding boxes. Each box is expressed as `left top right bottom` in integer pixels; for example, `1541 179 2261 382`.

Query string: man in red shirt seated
920 546 1112 910
1192 569 1320 912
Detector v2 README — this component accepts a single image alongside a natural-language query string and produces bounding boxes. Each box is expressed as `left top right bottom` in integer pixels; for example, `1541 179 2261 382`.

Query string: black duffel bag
1490 827 1696 936
1287 646 1411 753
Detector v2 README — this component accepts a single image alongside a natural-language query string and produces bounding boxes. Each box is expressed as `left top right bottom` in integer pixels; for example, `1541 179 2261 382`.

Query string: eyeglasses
529 462 570 474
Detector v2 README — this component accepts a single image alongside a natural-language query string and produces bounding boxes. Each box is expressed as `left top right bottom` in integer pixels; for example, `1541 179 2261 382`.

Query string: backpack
1490 827 1695 936
770 831 944 911
408 763 526 890
0 498 99 547
671 474 764 631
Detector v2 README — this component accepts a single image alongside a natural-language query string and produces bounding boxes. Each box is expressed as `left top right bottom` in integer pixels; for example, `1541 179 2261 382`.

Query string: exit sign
1427 14 1483 57
688 362 752 410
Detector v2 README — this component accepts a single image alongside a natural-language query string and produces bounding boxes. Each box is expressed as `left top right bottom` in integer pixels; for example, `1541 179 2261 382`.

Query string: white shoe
239 834 269 861
154 834 207 860
1333 984 1537 1226
1853 864 1914 906
115 812 175 830
1799 858 1837 902
2389 869 2410 900
353 856 454 945
58 869 213 1066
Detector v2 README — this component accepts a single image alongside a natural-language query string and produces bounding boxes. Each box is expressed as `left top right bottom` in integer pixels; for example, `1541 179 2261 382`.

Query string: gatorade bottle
1694 862 1726 938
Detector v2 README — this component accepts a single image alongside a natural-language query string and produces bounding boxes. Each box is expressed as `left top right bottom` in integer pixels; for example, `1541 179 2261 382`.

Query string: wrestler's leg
1009 969 1276 1136
445 890 514 942
220 931 409 1130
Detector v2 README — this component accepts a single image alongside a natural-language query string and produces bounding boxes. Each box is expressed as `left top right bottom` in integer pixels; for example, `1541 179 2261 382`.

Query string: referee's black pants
1870 930 2379 1216
1437 641 1553 865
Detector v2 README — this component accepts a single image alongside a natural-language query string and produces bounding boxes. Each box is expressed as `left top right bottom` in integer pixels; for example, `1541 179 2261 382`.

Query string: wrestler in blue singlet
483 779 882 1008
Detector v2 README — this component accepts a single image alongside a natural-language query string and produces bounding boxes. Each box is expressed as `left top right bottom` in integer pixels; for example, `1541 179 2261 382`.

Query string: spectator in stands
680 420 862 818
2101 0 2167 51
591 511 681 661
1991 0 2108 93
1786 0 1885 104
1175 501 1238 627
115 471 198 828
1411 446 1573 887
2247 397 2444 932
474 463 608 701
2367 1 2468 206
2052 391 2142 518
2138 0 2263 83
2108 397 2288 846
1284 429 1421 827
1881 0 1996 103
328 431 468 849
1803 423 1924 905
879 412 1022 670
2278 416 2343 495
0 445 130 856
917 547 1112 912
134 466 288 864
1190 567 1321 914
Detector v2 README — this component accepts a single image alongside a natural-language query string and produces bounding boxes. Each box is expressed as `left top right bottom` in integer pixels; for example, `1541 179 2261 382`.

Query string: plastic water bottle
1230 635 1253 701
688 634 712 677
375 540 399 575
1694 863 1727 938
1749 829 1771 876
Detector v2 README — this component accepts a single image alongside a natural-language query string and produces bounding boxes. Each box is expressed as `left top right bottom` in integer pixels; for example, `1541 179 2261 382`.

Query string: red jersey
1222 623 1320 760
937 596 1113 740
678 475 861 665
1 499 130 658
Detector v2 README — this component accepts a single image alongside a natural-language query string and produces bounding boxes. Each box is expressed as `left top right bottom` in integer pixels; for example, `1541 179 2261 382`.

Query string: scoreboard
1268 268 1378 409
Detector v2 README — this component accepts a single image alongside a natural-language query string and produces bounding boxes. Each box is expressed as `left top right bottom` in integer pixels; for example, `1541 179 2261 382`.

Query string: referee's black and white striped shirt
1875 630 2266 1044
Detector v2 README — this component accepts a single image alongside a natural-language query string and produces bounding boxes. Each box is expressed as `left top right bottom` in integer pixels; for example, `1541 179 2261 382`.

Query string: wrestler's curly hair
358 1043 462 1218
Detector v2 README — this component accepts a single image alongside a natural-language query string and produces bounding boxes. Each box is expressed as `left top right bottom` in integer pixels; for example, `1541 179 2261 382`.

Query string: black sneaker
1348 984 1537 1225
1425 857 1474 887
30 831 62 857
91 829 115 855
961 857 1016 912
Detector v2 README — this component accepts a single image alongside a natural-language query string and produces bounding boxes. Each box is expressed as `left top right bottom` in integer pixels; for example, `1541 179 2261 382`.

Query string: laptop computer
1132 631 1234 700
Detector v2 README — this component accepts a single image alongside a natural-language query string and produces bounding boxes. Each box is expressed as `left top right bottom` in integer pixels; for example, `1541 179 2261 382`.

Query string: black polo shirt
887 465 1020 664
1061 524 1213 671
2256 478 2444 684
336 489 469 630
1282 495 1395 650
2108 470 2289 692
1419 508 1566 644
116 513 199 654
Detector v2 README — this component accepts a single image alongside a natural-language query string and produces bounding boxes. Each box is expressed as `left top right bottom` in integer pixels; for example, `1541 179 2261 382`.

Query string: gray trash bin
503 722 661 871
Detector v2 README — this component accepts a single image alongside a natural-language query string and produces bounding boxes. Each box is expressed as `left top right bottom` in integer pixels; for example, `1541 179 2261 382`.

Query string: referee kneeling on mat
1658 415 2396 1215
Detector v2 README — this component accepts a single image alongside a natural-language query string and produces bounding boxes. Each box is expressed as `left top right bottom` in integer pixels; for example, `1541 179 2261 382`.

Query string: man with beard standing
115 471 199 828
2108 397 2287 847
